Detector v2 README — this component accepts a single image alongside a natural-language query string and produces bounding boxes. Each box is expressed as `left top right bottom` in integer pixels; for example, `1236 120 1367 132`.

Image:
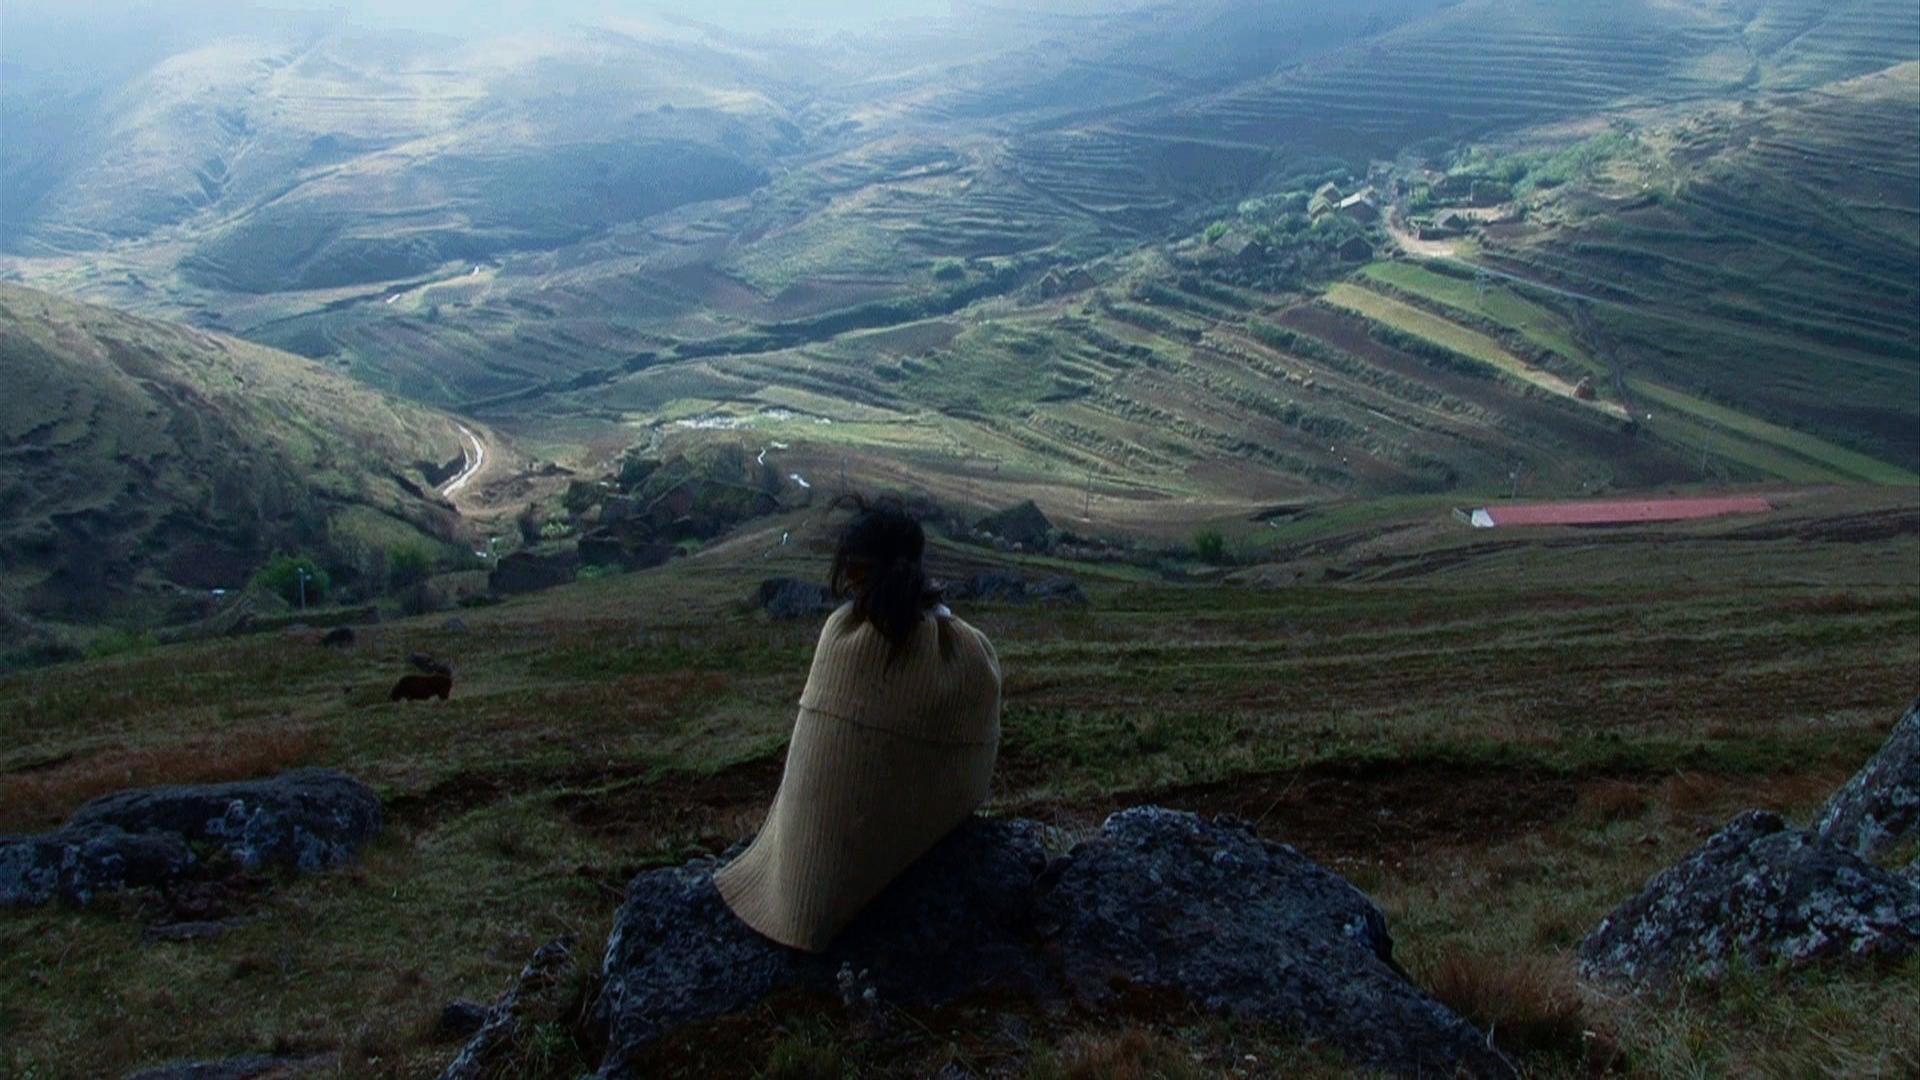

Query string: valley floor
2 489 1918 1077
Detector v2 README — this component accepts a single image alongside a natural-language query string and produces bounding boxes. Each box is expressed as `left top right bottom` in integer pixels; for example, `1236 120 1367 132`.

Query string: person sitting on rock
715 496 1003 952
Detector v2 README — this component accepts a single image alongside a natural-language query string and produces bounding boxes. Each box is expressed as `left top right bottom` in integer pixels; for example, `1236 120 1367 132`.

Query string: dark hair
829 495 945 663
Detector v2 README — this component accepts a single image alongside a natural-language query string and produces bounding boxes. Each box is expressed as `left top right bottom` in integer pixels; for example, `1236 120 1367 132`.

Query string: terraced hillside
1465 64 1920 473
0 285 470 632
1 0 1914 523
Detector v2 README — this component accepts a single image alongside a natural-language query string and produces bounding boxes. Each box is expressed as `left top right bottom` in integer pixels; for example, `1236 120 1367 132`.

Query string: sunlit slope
1471 64 1920 472
0 285 467 625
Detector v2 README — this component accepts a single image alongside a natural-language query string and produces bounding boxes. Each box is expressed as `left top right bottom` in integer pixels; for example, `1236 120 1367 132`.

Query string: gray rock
591 819 1049 1076
1579 810 1920 986
438 937 578 1080
1037 808 1514 1078
976 501 1054 550
67 768 382 875
753 577 838 620
435 999 491 1042
1 769 381 907
582 810 1510 1079
0 826 195 906
123 1056 301 1080
1817 698 1920 863
947 572 1087 607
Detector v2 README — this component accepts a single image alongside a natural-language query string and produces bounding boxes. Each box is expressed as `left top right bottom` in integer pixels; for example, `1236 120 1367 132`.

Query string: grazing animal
321 627 356 648
408 652 453 676
390 672 453 702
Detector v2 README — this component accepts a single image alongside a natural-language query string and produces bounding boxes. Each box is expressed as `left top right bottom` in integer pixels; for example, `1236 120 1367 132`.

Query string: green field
1359 262 1596 370
1321 282 1621 415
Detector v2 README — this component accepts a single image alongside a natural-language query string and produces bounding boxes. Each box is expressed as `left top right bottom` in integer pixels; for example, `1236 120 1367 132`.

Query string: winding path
440 423 486 499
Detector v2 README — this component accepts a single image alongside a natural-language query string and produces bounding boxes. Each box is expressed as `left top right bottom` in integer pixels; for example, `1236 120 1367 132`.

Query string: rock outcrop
753 578 838 620
1579 810 1920 985
1816 698 1919 863
580 809 1512 1079
1582 699 1920 987
946 571 1087 607
0 769 382 906
438 937 579 1080
975 501 1054 551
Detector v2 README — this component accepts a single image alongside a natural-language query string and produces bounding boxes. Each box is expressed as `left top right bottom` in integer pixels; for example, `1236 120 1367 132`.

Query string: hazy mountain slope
0 284 468 626
3 27 798 291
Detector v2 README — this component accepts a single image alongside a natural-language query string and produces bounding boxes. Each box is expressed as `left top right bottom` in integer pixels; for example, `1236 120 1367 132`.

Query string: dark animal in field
408 652 453 676
320 627 356 648
390 672 453 702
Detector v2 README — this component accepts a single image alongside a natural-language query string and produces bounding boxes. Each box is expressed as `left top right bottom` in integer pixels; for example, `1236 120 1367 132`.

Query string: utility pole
296 567 310 611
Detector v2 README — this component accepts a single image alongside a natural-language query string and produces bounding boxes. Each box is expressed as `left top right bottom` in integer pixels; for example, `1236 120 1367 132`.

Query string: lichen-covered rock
0 826 195 906
590 819 1050 1076
1037 808 1514 1078
1579 810 1920 986
66 768 383 874
0 769 381 907
1817 698 1920 863
582 810 1511 1079
438 937 578 1080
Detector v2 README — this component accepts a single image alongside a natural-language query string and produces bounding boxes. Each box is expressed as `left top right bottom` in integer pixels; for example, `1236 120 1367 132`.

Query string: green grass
1360 261 1596 370
1630 379 1919 485
1321 283 1621 414
3 501 1917 1075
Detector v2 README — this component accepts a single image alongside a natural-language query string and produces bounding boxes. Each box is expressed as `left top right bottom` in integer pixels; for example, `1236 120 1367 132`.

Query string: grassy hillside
1459 63 1920 472
0 284 469 634
1 490 1915 1077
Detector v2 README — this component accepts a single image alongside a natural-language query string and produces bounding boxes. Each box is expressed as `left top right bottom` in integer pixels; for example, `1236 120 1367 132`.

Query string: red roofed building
1461 496 1773 529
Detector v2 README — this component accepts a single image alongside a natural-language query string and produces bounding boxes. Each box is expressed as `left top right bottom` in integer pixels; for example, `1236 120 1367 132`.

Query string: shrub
1192 529 1229 564
254 554 331 608
1204 220 1229 244
387 546 433 592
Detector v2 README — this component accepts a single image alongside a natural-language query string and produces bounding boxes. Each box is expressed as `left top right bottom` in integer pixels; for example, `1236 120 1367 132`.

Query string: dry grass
1417 950 1592 1062
1029 1027 1206 1080
0 727 325 831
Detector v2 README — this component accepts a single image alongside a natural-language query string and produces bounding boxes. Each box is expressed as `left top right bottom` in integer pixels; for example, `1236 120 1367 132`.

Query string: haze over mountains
1 0 1916 633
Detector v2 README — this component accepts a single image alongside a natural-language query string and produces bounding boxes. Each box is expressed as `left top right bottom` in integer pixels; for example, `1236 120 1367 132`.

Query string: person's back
715 499 1002 952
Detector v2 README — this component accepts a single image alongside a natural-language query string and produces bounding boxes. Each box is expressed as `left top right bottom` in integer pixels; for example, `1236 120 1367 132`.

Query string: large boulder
1037 807 1511 1076
752 578 838 620
66 768 383 874
0 826 196 907
976 501 1054 550
0 769 382 907
582 810 1512 1079
1817 698 1920 863
1579 810 1920 986
590 819 1050 1073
